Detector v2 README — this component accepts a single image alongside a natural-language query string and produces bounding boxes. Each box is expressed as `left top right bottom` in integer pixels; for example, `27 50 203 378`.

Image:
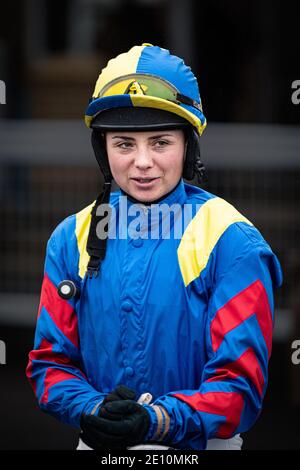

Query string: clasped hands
80 385 150 450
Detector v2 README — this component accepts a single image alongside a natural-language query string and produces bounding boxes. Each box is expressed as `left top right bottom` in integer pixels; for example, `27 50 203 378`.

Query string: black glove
101 384 136 406
80 385 136 450
81 400 150 450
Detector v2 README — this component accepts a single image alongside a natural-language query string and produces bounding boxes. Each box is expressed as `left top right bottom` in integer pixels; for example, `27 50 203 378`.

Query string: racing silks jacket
26 179 282 450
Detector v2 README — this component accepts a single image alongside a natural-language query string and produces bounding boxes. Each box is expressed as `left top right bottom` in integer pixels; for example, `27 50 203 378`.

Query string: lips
131 176 158 181
131 177 159 183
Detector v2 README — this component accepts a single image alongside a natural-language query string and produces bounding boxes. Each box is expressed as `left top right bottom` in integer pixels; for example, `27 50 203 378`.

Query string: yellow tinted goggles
96 74 202 112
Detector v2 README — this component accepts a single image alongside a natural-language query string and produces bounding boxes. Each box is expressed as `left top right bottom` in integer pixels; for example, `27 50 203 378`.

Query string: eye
153 139 170 148
116 141 133 149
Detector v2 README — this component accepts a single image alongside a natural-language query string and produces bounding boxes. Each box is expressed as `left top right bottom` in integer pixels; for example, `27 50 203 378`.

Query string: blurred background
0 0 300 450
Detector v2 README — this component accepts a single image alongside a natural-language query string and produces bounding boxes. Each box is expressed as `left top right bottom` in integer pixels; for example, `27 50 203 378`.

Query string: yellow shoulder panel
75 201 95 279
177 197 253 287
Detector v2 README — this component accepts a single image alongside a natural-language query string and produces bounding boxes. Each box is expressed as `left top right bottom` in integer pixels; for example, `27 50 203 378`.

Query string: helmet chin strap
182 126 207 183
183 140 188 163
86 131 113 278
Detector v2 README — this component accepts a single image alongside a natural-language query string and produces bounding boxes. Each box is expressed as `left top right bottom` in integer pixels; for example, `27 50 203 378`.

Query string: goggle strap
176 93 202 112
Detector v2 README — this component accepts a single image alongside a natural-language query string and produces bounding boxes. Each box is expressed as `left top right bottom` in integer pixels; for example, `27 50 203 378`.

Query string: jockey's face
106 129 186 203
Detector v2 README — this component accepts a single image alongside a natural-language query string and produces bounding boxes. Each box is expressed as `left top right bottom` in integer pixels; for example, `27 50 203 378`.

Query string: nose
134 145 154 170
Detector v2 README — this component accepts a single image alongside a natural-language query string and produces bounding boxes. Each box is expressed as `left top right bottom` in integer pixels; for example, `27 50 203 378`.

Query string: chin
129 186 163 203
133 191 159 203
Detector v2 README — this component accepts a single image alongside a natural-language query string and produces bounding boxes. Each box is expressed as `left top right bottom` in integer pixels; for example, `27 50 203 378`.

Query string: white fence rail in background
0 120 300 167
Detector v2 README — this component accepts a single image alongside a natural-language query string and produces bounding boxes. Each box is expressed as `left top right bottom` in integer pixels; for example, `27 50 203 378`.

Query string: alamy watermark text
0 340 6 365
291 340 300 365
291 80 300 105
0 80 6 104
95 197 200 243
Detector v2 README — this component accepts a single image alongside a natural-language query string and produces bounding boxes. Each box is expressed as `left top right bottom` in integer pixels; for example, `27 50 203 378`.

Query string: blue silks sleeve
149 225 282 450
26 227 106 429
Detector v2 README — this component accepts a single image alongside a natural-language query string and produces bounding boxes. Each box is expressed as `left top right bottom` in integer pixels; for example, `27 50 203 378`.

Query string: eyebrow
111 134 173 141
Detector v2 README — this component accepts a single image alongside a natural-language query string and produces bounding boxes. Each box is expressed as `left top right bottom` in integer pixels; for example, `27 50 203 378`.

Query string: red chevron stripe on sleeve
28 338 74 365
173 391 244 438
38 273 78 348
210 280 272 358
41 368 81 404
26 338 87 398
206 348 265 397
